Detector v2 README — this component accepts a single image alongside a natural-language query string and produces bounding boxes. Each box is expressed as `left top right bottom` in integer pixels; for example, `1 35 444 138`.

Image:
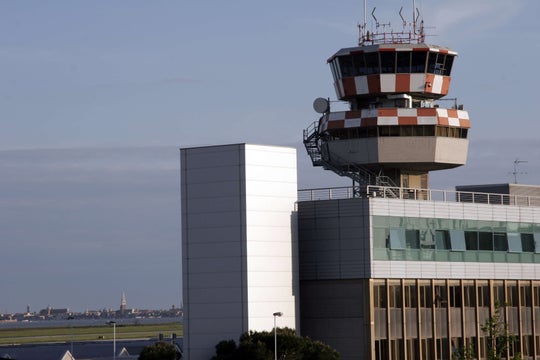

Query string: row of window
325 125 468 139
372 280 537 359
387 228 539 254
330 51 454 81
375 336 528 360
373 282 537 309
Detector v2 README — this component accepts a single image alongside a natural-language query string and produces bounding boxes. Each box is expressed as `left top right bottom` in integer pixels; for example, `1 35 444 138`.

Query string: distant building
39 306 70 319
120 292 127 316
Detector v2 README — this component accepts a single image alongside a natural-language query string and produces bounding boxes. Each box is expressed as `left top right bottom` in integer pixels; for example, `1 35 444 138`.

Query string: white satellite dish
313 97 330 114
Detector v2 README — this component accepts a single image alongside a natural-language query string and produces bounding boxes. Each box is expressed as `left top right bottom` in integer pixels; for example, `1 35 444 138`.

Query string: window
443 55 454 75
522 233 535 252
330 59 340 81
375 339 389 360
352 53 367 75
374 284 387 308
507 233 522 252
396 51 411 73
338 56 354 77
389 285 402 308
380 51 395 73
507 284 518 306
405 284 418 308
534 286 540 307
493 232 508 251
421 338 433 360
427 52 438 74
449 230 466 251
406 339 419 360
411 51 427 73
464 285 476 307
520 285 532 307
478 285 490 307
420 285 432 307
449 285 462 307
465 231 478 250
406 230 420 249
478 232 493 251
365 52 379 74
493 284 505 305
436 338 450 360
389 228 406 249
434 284 447 307
534 233 540 253
390 339 405 360
435 230 451 250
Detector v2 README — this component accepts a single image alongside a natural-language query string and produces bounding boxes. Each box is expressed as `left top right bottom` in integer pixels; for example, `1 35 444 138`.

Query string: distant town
0 293 182 323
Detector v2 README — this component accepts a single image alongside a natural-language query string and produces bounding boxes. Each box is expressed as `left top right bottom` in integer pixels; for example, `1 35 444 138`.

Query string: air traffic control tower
304 9 470 194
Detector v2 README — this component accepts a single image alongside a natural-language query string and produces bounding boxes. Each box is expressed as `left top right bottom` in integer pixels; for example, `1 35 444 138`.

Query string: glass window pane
450 230 466 251
478 232 493 251
508 233 522 253
444 55 454 75
411 51 427 73
427 52 438 74
522 233 535 253
435 230 450 250
534 233 540 254
339 56 354 77
390 228 406 249
435 53 445 75
380 51 395 74
493 232 508 251
396 51 411 73
365 52 379 74
352 54 367 76
406 230 420 249
465 231 478 250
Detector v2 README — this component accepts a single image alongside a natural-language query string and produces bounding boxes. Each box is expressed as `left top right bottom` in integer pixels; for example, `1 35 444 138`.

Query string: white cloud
422 0 524 38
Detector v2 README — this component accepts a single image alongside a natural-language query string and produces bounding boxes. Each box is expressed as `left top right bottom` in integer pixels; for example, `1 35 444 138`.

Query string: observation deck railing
297 185 540 207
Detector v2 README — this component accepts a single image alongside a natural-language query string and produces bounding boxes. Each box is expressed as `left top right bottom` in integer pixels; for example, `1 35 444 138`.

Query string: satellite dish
313 97 330 114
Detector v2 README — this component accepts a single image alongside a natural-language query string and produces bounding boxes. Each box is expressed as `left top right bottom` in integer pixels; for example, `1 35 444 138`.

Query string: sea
0 317 180 329
0 318 182 360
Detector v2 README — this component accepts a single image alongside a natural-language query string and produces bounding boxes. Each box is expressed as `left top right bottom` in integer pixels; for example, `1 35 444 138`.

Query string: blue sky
0 0 539 313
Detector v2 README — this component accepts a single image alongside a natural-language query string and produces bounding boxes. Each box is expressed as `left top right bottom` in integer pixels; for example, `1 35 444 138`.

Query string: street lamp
273 312 283 360
107 321 116 360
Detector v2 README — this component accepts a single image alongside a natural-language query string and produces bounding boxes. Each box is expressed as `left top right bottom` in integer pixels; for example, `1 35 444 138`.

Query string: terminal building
181 5 540 360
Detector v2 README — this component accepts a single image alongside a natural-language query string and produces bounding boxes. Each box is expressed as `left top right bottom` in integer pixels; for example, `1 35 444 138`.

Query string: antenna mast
511 159 528 184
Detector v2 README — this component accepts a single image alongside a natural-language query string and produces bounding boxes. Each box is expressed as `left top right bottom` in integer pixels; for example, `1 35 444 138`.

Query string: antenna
511 158 528 184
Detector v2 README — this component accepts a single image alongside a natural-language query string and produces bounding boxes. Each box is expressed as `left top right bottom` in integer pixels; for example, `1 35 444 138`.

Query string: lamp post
67 316 74 355
108 321 116 360
273 312 283 360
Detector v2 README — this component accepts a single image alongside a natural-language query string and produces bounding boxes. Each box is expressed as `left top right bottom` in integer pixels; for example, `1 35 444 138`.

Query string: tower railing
297 185 540 207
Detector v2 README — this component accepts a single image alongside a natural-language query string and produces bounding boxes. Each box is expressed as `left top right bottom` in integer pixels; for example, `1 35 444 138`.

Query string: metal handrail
297 185 540 207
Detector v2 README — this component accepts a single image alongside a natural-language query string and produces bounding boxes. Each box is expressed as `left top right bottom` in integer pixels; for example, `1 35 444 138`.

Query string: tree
211 327 340 360
138 341 179 360
454 302 521 360
480 303 521 360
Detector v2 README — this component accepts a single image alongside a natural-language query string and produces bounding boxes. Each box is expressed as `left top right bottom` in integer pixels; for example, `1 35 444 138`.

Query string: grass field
0 322 183 345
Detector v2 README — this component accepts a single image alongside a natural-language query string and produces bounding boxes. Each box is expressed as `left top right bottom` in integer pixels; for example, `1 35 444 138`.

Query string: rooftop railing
297 185 540 207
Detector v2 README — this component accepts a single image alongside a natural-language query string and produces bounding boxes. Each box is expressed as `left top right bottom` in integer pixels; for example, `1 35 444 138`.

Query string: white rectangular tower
181 144 298 360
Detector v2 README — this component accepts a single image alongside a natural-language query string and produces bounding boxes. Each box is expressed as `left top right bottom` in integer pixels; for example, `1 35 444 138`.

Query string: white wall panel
182 144 297 360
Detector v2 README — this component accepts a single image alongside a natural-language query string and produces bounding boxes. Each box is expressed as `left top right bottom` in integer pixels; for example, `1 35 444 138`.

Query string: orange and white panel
319 108 470 132
334 74 451 99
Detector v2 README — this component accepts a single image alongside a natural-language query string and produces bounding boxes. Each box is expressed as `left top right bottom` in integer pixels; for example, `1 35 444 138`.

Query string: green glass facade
373 216 540 263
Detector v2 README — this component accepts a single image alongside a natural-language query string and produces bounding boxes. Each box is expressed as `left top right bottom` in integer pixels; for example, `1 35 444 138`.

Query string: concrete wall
181 144 298 360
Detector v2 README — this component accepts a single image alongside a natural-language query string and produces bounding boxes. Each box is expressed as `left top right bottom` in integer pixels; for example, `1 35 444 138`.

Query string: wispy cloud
423 0 524 37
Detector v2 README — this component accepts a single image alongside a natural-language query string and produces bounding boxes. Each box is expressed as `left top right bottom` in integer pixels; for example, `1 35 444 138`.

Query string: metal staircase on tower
303 122 399 198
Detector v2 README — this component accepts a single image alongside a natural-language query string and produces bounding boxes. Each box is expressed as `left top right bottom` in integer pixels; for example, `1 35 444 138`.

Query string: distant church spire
120 292 127 315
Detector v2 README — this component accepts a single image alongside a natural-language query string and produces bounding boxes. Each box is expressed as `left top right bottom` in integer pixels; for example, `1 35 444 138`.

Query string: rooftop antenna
413 0 416 35
511 158 528 184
